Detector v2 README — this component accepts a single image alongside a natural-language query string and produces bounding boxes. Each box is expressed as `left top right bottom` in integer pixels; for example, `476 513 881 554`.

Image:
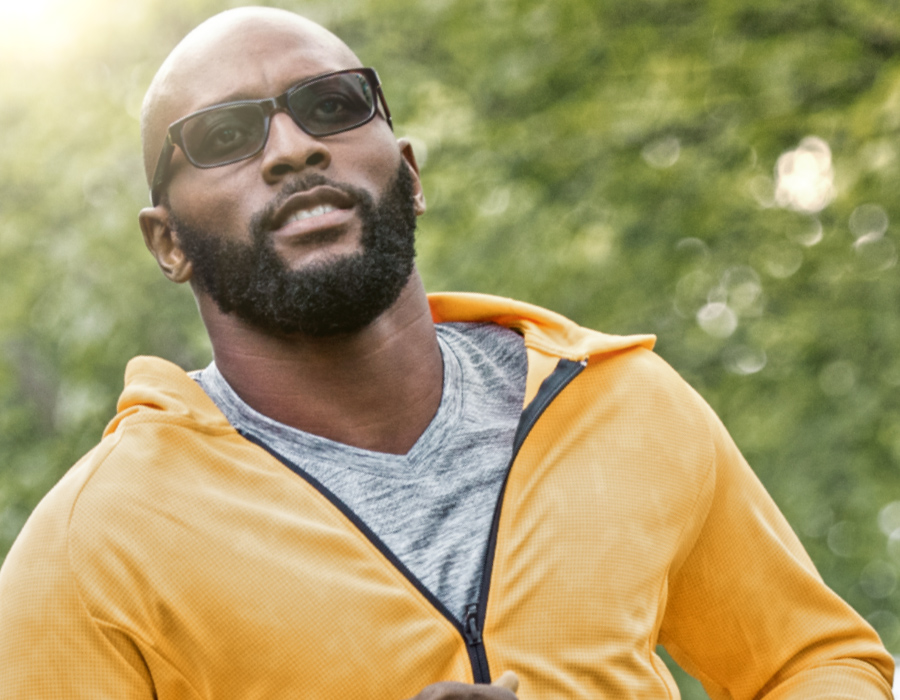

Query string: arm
0 501 156 699
659 402 893 699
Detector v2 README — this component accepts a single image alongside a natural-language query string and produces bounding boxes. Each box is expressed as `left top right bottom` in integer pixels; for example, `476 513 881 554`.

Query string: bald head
140 7 361 187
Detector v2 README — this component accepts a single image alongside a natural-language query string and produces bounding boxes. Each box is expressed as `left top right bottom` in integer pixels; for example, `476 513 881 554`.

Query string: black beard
170 162 417 337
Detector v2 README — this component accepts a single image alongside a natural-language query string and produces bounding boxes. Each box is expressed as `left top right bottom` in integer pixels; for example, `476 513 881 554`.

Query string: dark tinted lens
288 72 375 136
181 103 267 166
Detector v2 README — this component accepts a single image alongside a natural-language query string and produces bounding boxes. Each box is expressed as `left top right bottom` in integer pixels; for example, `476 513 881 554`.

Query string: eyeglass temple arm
149 136 176 206
376 85 393 131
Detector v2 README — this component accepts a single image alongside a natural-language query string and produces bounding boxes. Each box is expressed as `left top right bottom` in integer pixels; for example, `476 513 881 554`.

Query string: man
0 6 893 699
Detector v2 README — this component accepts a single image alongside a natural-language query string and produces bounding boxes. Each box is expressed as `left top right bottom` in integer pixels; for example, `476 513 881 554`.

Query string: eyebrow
194 91 267 112
194 69 354 113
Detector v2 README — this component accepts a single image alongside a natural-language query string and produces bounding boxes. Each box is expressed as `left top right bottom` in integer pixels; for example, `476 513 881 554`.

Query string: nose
260 111 331 184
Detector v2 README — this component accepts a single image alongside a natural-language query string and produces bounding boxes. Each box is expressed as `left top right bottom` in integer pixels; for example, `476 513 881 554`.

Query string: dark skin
138 7 519 699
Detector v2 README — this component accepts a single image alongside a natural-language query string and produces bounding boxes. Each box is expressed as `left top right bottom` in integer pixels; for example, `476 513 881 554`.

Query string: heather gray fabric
193 322 527 621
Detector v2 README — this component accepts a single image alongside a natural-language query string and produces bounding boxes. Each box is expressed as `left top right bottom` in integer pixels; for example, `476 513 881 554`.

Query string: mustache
251 174 365 235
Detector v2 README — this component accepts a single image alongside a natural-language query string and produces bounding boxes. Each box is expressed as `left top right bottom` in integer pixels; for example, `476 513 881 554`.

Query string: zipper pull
463 603 482 646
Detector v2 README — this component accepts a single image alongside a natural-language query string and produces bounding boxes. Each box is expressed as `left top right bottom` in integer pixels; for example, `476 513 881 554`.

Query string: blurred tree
2 0 900 696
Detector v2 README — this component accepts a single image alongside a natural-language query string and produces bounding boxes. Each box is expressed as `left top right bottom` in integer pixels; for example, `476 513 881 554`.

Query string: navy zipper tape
475 358 588 642
512 358 588 455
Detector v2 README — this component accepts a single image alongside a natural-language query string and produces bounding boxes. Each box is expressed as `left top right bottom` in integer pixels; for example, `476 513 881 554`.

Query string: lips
269 185 356 234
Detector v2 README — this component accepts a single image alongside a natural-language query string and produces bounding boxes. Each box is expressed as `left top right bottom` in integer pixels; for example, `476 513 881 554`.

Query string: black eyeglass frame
149 67 392 206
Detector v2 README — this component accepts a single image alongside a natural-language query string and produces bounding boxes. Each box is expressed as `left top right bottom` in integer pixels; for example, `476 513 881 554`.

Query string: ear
138 206 193 284
397 137 426 216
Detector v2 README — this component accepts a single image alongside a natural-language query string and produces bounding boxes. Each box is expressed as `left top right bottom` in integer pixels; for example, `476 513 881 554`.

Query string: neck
199 272 443 455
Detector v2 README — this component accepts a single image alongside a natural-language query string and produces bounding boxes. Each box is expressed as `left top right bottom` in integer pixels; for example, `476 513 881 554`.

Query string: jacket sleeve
658 400 894 699
0 476 155 698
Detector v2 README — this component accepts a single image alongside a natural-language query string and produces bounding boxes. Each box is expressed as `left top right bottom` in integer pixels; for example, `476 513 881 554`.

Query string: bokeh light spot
788 218 824 247
642 136 681 169
675 237 709 260
827 520 857 557
801 507 835 538
723 345 767 375
723 266 762 313
774 137 835 214
879 501 900 536
854 235 897 273
479 187 510 217
860 560 898 599
849 203 889 240
696 302 737 338
888 529 900 562
762 245 803 279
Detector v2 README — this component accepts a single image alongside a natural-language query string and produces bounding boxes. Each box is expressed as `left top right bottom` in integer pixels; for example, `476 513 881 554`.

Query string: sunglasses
149 67 392 206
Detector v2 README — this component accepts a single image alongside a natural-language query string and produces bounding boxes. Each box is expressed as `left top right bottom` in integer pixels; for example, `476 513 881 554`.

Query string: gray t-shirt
193 322 527 621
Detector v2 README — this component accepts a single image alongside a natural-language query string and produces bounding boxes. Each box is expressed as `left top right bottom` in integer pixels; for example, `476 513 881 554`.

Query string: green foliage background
2 0 900 696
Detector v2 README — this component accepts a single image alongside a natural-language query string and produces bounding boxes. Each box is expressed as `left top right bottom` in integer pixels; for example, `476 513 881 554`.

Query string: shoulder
541 345 722 512
580 344 716 432
0 358 238 612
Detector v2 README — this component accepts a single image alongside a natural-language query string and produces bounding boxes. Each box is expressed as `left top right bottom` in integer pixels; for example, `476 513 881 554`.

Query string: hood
429 293 656 405
428 292 655 360
103 357 231 438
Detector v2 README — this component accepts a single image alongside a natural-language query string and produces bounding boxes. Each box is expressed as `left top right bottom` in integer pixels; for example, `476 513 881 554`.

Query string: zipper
466 357 589 683
463 603 490 682
241 356 587 685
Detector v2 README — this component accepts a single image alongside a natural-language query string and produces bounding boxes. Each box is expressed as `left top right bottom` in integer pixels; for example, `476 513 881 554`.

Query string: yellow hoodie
0 293 892 698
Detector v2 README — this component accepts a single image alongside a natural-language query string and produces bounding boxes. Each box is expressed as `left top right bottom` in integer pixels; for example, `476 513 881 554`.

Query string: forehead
167 20 360 119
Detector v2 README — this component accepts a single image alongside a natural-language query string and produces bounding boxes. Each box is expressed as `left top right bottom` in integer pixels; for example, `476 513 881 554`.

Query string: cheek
169 166 261 239
328 125 405 191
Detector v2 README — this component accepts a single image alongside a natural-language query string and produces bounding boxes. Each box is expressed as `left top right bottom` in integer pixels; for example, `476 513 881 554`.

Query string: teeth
286 204 337 224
